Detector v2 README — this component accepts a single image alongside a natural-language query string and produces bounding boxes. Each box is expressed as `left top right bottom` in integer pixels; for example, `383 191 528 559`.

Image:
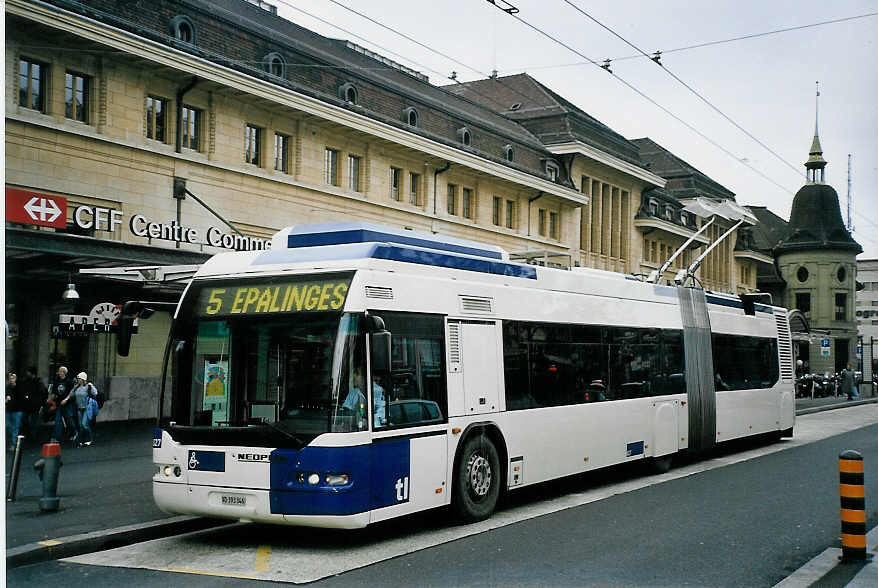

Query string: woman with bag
72 372 98 447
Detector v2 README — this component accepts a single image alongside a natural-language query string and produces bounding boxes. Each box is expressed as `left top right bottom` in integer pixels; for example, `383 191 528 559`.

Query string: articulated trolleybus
149 222 795 528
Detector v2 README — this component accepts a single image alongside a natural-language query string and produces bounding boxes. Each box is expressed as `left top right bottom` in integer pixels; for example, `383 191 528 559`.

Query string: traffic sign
5 187 67 228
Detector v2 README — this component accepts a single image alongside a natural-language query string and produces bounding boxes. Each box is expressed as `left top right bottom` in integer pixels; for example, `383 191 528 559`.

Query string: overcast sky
274 0 878 258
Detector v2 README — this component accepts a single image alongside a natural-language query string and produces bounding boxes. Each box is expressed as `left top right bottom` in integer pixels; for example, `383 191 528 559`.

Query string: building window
545 162 559 182
504 145 514 162
837 266 847 283
795 292 811 317
538 209 546 236
182 105 202 151
447 184 457 215
492 196 502 226
409 172 421 205
835 293 847 321
505 200 515 229
462 188 474 219
549 211 559 239
19 59 47 112
324 148 339 185
264 52 286 78
348 155 361 191
169 15 196 44
797 266 809 283
403 107 419 127
65 71 89 123
458 126 471 146
146 96 168 142
338 83 359 104
390 167 401 201
650 241 657 263
274 133 290 172
245 124 262 165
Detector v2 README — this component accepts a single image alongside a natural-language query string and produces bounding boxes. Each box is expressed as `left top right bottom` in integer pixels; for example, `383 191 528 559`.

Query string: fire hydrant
33 442 62 512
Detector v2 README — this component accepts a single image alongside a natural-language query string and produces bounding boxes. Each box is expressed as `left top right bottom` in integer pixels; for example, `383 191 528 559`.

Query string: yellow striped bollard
839 450 867 562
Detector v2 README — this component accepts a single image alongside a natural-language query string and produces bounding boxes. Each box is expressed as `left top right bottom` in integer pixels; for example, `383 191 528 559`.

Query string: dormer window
169 15 196 44
458 126 471 146
545 161 559 182
264 52 286 78
504 144 514 162
338 82 359 105
509 103 521 111
664 205 673 220
648 198 658 216
680 211 688 226
403 106 419 127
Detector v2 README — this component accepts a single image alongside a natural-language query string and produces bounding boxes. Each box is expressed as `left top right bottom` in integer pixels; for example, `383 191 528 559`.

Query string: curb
5 515 230 569
795 397 878 416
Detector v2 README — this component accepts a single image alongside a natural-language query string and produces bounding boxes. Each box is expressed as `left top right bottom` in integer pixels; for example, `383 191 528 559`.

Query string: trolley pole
838 450 869 562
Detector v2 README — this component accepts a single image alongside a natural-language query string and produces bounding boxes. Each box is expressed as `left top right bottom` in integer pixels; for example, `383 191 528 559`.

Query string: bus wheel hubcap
468 454 491 497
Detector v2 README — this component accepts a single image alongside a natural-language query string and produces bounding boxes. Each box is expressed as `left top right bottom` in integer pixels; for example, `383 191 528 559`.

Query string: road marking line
38 540 63 546
254 545 272 572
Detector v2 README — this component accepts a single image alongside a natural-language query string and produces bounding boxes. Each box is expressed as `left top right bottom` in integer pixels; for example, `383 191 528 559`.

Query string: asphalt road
8 420 878 586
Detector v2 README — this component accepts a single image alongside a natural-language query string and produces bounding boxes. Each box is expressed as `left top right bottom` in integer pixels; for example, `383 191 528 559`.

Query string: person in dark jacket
19 366 48 443
840 363 856 401
50 366 77 443
6 372 25 450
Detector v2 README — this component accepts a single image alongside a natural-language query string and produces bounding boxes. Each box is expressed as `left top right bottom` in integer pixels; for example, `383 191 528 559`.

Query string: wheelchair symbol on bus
189 451 199 470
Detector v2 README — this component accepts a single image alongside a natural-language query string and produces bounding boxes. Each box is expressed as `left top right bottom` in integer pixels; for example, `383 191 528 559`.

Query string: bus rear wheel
452 434 500 523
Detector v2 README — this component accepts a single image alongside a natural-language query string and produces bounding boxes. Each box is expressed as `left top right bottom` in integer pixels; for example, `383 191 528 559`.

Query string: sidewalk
5 398 878 571
4 419 224 566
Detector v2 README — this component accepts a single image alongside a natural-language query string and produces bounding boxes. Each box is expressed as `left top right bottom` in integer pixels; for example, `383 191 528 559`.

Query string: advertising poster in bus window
203 358 229 426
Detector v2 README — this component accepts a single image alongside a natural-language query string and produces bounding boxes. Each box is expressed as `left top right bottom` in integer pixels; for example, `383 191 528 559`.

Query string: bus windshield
172 311 367 446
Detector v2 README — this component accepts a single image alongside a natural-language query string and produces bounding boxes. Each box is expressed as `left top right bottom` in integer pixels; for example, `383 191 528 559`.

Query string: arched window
338 83 359 105
458 126 471 146
169 15 196 45
504 145 514 162
263 52 286 78
403 107 419 127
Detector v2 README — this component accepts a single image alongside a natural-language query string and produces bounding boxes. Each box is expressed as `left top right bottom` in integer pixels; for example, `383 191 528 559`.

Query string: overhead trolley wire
485 1 797 196
561 0 807 179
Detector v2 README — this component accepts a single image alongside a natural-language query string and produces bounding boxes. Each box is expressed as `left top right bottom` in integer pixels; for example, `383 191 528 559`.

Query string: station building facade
5 0 762 419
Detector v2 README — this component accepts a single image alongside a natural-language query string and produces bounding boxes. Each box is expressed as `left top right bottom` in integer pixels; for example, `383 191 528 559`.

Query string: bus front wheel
452 434 500 523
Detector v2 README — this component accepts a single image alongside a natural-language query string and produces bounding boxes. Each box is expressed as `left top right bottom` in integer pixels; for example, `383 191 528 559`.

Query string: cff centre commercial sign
5 187 269 251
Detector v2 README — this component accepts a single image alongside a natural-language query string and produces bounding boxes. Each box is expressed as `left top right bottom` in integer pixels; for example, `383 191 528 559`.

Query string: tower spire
805 81 827 183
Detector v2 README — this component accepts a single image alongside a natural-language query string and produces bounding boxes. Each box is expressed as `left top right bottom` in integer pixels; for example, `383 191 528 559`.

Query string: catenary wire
561 0 808 179
485 2 798 196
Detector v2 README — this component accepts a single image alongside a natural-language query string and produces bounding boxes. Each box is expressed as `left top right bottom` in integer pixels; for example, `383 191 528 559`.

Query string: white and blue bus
147 222 795 528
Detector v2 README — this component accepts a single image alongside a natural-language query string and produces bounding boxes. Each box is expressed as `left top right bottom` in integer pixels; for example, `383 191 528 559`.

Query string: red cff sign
5 187 68 228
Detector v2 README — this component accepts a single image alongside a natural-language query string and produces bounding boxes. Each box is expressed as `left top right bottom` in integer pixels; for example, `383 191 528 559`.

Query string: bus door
369 312 449 523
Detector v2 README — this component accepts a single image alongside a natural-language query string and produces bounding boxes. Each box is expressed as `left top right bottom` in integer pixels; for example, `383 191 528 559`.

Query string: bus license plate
221 494 247 506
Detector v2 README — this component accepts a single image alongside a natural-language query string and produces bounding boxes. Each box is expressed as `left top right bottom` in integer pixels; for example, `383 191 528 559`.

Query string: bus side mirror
371 331 391 374
117 301 142 357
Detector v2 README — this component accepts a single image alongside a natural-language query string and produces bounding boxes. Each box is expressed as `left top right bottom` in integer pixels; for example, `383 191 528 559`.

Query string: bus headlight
307 473 320 485
325 473 350 486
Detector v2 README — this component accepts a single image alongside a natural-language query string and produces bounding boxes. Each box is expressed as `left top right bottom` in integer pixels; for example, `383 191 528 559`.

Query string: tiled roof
632 138 736 201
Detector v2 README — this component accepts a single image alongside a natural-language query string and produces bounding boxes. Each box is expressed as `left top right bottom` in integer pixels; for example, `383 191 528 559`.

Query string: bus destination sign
198 278 351 316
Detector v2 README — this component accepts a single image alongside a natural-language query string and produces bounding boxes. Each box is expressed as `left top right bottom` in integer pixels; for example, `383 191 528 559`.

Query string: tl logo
394 476 410 502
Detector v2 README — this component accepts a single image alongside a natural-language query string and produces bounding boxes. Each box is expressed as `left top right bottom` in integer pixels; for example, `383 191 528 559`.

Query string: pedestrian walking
72 372 99 447
50 366 77 444
840 363 856 401
6 372 25 450
19 366 48 443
